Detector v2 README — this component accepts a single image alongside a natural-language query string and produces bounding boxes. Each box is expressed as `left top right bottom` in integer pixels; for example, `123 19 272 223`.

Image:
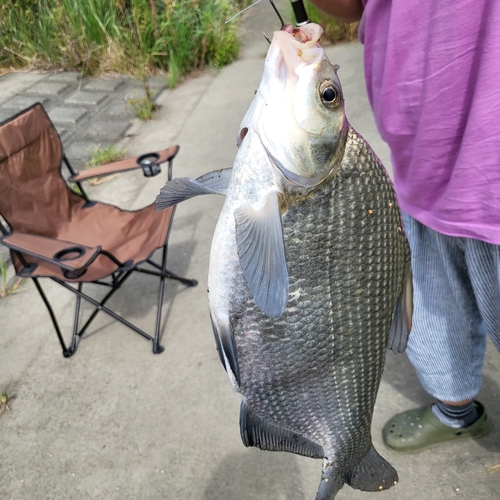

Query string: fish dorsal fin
234 191 288 318
387 267 413 354
210 312 240 387
240 400 324 458
155 168 232 210
344 445 398 492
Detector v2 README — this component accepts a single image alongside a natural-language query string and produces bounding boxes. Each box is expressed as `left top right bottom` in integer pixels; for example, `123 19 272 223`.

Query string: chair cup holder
54 246 86 262
137 153 161 177
54 246 88 280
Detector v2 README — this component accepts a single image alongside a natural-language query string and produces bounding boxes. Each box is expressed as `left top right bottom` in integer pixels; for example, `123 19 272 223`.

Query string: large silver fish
156 23 412 500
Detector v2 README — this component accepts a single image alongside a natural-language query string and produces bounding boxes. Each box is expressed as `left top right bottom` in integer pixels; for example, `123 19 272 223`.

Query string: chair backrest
0 103 85 237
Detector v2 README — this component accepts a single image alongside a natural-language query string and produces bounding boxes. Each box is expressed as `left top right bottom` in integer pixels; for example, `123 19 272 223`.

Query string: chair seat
13 200 175 282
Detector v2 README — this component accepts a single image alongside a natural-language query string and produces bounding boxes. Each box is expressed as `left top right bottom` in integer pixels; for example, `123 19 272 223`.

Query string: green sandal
382 401 491 453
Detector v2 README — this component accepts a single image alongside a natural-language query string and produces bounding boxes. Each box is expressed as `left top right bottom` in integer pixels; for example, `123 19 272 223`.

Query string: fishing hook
269 0 285 27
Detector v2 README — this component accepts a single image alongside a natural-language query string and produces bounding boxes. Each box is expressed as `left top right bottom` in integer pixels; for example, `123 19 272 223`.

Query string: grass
0 0 244 83
0 257 27 298
86 144 127 169
85 144 127 185
302 1 359 44
0 391 12 416
128 91 156 121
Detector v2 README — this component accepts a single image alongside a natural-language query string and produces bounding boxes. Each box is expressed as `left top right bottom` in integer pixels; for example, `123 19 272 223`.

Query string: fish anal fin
344 445 398 492
239 400 324 459
315 460 345 500
210 312 240 387
234 191 289 318
388 267 413 354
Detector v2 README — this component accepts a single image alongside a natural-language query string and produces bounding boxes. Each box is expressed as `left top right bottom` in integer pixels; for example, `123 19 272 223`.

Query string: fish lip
266 148 327 188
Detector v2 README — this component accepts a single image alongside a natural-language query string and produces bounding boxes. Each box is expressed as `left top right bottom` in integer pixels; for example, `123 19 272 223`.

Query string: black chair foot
63 348 75 358
186 279 198 287
153 343 165 354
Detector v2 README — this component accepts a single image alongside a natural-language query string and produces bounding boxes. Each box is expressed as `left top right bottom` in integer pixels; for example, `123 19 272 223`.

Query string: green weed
86 144 127 169
0 257 27 298
128 91 156 121
0 391 13 416
84 144 127 185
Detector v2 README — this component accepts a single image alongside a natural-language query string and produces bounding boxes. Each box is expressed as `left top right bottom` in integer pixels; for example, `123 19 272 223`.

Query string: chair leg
32 277 73 357
32 252 198 357
152 246 167 354
67 283 83 356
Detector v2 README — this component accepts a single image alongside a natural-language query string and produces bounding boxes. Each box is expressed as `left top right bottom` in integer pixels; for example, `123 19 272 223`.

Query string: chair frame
0 121 197 358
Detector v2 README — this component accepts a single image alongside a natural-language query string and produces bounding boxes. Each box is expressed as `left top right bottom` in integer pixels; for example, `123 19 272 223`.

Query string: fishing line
225 0 285 27
225 0 262 24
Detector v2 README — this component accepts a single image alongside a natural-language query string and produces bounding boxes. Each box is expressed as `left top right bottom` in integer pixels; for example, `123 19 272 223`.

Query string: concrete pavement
1 2 499 499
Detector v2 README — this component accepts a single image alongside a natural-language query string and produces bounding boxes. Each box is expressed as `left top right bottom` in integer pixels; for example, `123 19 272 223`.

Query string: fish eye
320 81 340 107
323 88 336 101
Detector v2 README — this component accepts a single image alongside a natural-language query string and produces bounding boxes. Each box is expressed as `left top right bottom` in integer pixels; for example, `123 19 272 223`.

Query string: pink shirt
358 0 500 244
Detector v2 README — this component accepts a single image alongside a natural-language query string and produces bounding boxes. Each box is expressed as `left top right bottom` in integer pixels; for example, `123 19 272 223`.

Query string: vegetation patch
0 257 27 298
86 144 127 169
0 391 13 416
0 0 245 82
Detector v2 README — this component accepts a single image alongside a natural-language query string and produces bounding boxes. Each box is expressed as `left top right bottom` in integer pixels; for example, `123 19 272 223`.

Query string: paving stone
65 140 101 167
64 91 108 106
46 72 81 83
122 86 163 102
83 79 125 92
48 106 88 124
147 76 167 89
0 109 17 124
57 128 71 142
0 71 48 104
82 120 131 141
24 82 70 96
104 98 136 118
1 95 50 111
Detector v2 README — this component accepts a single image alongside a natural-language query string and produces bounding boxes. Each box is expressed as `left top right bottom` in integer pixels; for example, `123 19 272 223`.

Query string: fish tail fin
344 445 398 492
315 460 345 500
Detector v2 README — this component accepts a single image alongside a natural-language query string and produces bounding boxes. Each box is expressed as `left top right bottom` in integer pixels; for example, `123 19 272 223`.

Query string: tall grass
0 0 243 82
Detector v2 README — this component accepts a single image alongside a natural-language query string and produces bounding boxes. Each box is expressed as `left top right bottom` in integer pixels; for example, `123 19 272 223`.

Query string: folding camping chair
0 103 197 357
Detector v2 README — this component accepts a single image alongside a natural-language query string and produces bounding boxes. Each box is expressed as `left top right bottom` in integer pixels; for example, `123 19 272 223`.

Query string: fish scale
233 127 408 472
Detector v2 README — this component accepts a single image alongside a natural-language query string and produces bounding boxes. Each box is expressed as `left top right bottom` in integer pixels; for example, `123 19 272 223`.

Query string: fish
155 22 412 500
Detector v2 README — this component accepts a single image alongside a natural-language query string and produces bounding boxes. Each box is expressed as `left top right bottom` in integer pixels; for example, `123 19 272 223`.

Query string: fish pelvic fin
387 266 413 353
315 460 345 500
234 191 289 318
344 444 398 492
210 312 240 387
240 400 324 458
155 168 232 210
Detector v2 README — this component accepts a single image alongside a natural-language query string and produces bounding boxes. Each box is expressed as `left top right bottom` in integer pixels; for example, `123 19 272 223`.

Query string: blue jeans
402 212 500 402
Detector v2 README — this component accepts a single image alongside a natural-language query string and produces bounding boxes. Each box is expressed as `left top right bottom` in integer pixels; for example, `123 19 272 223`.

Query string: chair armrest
67 145 180 182
0 232 101 275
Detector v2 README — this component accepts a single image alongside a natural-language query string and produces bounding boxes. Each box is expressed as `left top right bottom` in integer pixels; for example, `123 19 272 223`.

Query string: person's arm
307 0 364 23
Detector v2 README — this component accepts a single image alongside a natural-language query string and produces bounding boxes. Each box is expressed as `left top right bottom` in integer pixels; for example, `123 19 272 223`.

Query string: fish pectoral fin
210 312 240 387
387 267 413 354
240 400 324 458
344 445 398 492
234 192 289 318
154 168 232 210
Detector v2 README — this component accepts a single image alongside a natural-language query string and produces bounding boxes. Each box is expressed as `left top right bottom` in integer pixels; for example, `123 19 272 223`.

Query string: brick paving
0 71 166 168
